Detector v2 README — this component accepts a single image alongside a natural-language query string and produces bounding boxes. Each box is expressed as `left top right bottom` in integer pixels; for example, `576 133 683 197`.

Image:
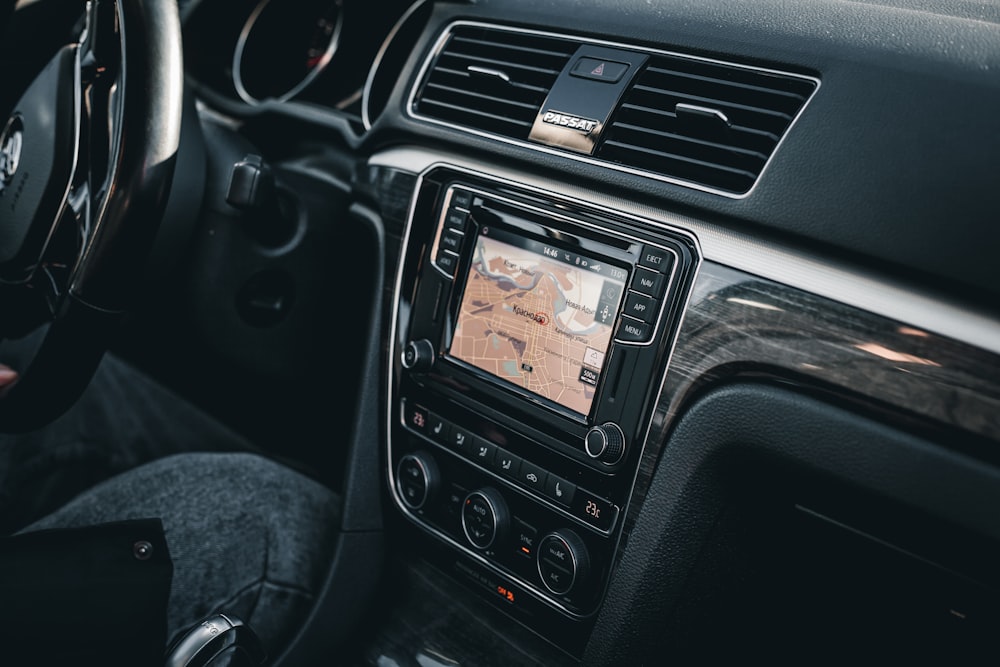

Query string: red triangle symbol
591 62 605 76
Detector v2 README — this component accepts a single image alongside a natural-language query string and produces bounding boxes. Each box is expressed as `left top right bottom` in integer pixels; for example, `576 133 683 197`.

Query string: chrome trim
406 20 821 200
361 0 430 130
675 103 730 126
233 0 344 105
466 65 511 83
370 146 1000 357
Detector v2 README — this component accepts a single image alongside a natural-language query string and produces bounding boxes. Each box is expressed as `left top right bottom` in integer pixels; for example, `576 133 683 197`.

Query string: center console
387 165 699 656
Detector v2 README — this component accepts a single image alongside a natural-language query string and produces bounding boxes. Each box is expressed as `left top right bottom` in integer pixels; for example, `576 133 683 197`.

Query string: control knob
537 529 590 596
396 451 439 510
401 338 435 371
584 422 626 465
461 487 509 550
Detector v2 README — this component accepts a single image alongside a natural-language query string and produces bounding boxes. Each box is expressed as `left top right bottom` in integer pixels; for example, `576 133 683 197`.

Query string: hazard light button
570 57 629 84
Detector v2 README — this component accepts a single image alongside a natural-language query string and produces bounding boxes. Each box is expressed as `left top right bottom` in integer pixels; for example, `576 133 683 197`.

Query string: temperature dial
461 487 509 550
585 422 626 465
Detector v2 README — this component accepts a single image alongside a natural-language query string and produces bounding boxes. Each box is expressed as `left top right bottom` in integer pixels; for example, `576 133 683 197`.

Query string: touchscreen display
449 223 629 416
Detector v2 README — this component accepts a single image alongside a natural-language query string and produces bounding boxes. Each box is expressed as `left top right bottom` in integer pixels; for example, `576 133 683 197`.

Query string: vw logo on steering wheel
0 114 24 189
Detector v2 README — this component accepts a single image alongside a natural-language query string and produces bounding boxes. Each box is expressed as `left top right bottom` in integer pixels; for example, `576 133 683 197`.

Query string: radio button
435 249 459 276
638 245 674 274
440 228 463 252
616 316 651 342
631 267 666 298
493 449 522 480
517 462 548 492
444 208 468 231
623 291 659 324
470 437 497 467
450 189 473 210
543 475 576 508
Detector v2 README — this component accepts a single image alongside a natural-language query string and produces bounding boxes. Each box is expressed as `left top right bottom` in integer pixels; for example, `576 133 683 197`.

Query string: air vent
597 55 817 195
413 25 576 139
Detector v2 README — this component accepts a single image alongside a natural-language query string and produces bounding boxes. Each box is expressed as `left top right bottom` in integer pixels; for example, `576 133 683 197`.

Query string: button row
614 244 675 344
434 188 473 277
404 401 618 532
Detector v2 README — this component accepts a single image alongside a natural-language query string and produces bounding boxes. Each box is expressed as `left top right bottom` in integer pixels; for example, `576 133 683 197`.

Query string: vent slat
424 82 540 112
413 25 574 140
420 99 535 130
412 24 816 196
611 121 770 162
438 52 564 79
645 65 810 109
451 35 575 61
601 139 758 193
433 66 551 95
597 53 816 193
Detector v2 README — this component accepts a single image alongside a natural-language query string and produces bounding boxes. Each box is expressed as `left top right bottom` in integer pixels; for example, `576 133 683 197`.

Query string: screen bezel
441 197 637 424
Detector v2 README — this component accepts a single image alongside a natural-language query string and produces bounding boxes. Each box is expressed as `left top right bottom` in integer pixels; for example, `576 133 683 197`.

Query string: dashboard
169 0 1000 664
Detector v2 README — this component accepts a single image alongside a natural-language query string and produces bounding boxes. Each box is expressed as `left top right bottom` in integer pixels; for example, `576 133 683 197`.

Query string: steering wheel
0 0 183 432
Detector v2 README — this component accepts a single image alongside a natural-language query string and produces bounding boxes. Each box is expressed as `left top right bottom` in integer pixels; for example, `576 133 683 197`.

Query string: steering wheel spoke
0 0 183 431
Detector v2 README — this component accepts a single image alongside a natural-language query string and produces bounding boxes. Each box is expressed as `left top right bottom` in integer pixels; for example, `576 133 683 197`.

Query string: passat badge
540 110 599 134
530 109 602 154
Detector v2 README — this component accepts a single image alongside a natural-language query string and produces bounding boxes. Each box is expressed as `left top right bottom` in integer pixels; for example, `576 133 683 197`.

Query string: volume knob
584 422 626 465
401 339 435 371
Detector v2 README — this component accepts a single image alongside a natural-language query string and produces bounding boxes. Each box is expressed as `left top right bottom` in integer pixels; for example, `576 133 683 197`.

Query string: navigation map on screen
449 225 628 416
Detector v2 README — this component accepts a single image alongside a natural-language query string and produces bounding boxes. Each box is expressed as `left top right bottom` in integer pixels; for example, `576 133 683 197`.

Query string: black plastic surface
584 381 1000 664
375 0 1000 307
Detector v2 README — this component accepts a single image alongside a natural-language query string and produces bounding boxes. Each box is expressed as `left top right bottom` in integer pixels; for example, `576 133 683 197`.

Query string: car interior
1 0 999 664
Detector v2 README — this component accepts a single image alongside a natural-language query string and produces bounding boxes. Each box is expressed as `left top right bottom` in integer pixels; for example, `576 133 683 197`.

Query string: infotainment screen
448 223 629 417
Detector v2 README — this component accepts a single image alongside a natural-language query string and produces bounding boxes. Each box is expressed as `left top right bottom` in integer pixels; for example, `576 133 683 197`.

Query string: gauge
233 0 344 104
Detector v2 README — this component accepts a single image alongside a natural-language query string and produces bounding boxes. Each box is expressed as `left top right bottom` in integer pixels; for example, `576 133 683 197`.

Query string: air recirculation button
537 529 590 596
